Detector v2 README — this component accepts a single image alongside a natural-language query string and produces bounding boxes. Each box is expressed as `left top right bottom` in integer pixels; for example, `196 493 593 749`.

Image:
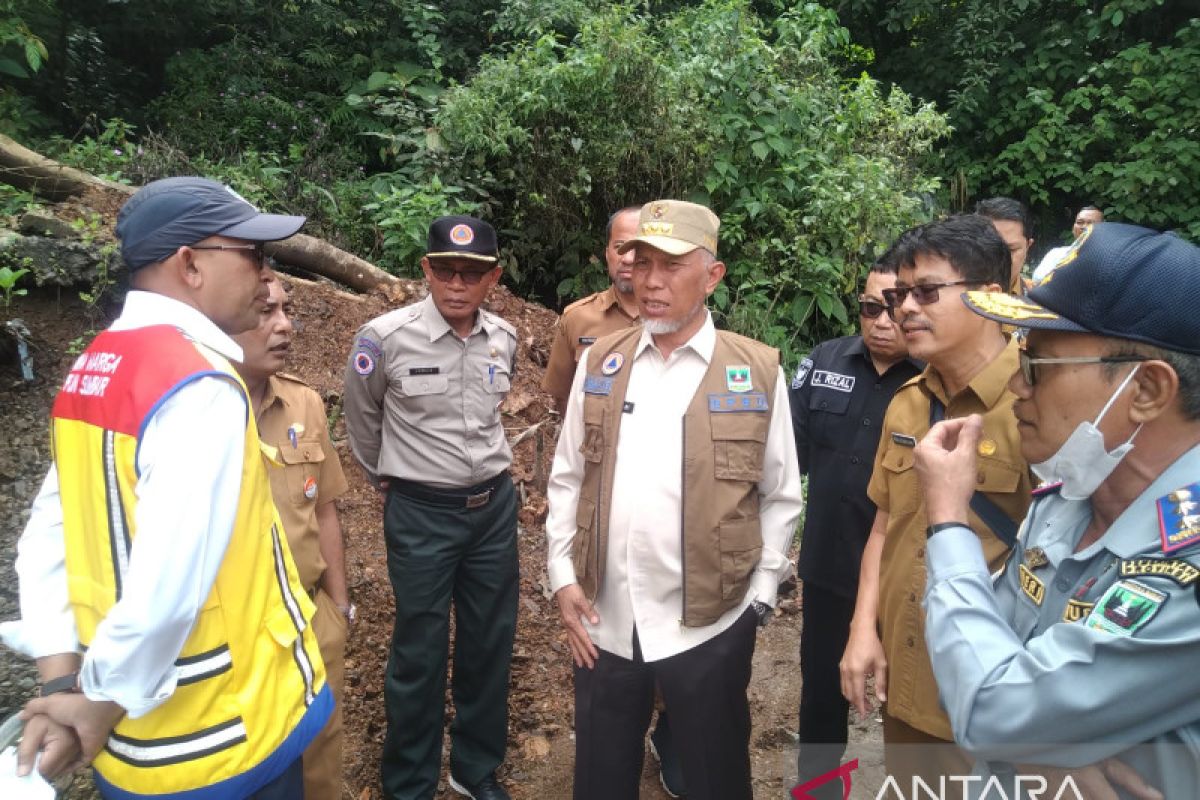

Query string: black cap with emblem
426 215 499 263
961 223 1200 355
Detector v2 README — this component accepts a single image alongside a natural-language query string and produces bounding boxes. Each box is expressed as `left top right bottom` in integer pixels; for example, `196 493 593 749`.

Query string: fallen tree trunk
0 134 400 293
0 133 132 202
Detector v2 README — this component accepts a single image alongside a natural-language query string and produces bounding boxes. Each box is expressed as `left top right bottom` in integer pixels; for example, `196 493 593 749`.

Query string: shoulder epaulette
562 290 605 316
483 310 517 338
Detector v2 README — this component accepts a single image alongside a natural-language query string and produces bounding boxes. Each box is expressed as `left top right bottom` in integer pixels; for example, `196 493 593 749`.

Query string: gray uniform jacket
924 446 1200 798
343 294 518 489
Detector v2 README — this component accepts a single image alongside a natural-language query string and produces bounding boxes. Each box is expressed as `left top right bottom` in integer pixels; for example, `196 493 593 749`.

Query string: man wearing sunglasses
343 216 519 800
790 238 922 798
840 214 1033 786
914 223 1200 798
5 177 331 798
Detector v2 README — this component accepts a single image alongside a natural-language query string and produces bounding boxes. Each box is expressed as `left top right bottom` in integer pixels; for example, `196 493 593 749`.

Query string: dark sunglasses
428 265 494 285
857 297 887 319
1018 351 1147 386
190 243 267 268
881 280 974 321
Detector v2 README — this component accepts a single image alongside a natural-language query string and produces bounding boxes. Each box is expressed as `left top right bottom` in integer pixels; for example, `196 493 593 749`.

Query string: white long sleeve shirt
0 292 248 719
546 314 802 661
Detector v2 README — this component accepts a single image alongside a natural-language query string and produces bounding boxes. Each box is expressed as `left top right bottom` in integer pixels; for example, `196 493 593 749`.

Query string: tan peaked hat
617 200 720 257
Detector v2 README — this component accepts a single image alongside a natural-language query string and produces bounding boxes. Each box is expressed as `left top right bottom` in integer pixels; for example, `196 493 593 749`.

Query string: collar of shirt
919 335 1016 408
633 309 715 364
260 374 291 416
600 285 639 320
110 290 244 363
1077 442 1200 560
419 293 496 343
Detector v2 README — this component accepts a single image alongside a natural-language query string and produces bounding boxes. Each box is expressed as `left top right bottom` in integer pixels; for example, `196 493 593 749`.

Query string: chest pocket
400 374 449 396
481 364 511 394
975 455 1021 494
879 444 921 515
711 412 768 482
279 437 325 505
808 388 851 415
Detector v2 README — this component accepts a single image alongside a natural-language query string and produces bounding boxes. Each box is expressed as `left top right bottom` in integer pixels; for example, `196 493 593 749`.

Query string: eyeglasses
881 279 974 316
857 297 887 319
191 243 267 269
428 265 494 285
1018 351 1148 386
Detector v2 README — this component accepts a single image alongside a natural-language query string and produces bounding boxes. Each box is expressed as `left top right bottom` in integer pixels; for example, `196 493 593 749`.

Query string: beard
614 277 634 294
643 300 705 336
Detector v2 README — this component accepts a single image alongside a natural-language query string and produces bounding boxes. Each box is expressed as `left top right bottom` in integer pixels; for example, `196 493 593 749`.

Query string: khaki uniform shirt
259 374 349 592
867 338 1031 740
344 294 517 489
542 286 639 404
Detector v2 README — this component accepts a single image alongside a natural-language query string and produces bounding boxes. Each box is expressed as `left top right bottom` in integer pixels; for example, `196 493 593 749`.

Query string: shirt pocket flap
880 445 914 474
401 374 450 396
279 437 326 466
481 365 511 393
977 456 1021 494
809 389 852 415
264 602 311 647
710 412 769 443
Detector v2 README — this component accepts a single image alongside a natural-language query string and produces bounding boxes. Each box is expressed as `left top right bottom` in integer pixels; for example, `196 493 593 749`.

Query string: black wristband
39 672 80 697
926 521 967 540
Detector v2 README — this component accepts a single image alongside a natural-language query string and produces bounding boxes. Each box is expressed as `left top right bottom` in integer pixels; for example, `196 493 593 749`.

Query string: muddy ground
0 272 883 799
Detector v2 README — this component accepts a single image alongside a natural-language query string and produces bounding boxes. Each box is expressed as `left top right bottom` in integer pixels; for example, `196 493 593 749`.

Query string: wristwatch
39 672 80 697
926 521 967 539
751 601 772 627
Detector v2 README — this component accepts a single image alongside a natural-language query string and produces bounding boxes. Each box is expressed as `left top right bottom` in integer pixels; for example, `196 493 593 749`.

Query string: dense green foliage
2 0 1196 356
838 0 1200 245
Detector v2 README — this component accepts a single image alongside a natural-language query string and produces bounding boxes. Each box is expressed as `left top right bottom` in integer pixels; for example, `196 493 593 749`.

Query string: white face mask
1031 365 1142 500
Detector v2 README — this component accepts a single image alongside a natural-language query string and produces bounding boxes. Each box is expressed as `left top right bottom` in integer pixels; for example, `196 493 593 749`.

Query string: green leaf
751 141 770 160
366 71 392 92
0 58 28 79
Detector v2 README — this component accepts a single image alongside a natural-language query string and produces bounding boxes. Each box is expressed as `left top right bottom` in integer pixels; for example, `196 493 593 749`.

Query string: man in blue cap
2 177 330 799
913 223 1200 797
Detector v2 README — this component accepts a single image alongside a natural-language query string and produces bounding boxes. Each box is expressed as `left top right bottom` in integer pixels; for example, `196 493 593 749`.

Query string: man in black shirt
791 243 922 796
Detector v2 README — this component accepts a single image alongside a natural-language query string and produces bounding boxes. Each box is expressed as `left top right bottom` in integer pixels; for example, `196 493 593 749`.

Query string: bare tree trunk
0 134 400 293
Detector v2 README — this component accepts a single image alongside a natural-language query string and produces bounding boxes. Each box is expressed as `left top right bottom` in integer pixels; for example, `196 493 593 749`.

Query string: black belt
387 471 509 509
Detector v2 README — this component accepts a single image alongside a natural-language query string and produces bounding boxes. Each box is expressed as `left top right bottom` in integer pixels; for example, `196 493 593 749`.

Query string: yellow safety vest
51 324 329 798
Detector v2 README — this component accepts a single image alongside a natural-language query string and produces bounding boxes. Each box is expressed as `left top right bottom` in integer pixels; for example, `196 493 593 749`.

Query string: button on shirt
0 292 249 718
541 286 640 404
258 374 349 591
546 313 803 662
867 338 1031 740
343 295 517 490
790 335 922 598
925 445 1200 797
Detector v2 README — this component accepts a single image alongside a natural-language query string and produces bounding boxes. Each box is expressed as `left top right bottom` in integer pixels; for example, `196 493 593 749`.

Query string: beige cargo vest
573 325 779 626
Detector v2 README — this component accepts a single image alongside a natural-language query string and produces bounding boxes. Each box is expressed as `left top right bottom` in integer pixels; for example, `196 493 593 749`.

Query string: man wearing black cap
3 177 330 799
915 223 1200 797
343 216 518 800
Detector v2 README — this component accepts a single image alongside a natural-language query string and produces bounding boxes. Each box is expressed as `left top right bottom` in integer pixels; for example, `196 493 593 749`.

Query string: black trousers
796 581 857 792
573 606 758 800
380 475 519 800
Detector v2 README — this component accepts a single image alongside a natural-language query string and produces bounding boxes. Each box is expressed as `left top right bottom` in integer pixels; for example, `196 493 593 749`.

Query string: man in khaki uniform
542 206 642 414
840 214 1032 785
546 200 802 800
343 216 519 800
232 274 351 800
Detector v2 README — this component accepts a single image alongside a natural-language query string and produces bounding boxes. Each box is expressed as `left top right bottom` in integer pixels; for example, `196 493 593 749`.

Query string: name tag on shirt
584 375 613 395
578 336 597 345
409 366 440 375
708 392 768 412
891 432 918 447
810 370 855 392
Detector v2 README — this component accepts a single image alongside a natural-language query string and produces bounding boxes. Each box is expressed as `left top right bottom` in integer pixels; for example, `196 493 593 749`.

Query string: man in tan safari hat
545 199 802 800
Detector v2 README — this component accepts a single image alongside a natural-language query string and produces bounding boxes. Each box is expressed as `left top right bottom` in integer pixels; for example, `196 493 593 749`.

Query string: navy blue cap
115 177 306 271
425 215 498 263
962 222 1200 354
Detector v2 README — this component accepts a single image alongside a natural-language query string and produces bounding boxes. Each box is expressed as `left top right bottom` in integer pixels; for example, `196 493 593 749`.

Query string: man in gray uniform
914 222 1200 797
343 216 519 800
